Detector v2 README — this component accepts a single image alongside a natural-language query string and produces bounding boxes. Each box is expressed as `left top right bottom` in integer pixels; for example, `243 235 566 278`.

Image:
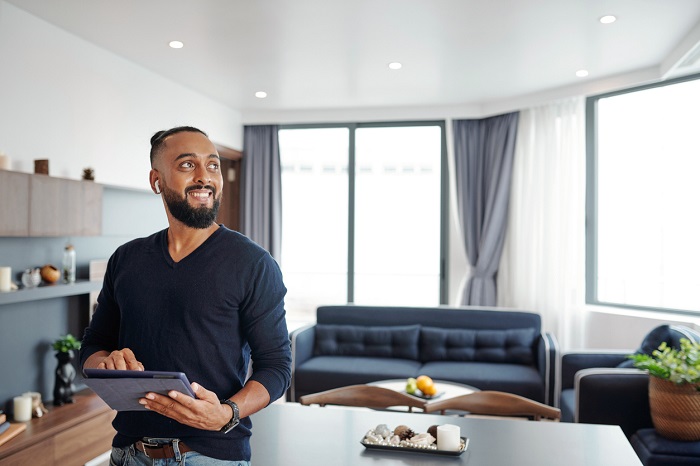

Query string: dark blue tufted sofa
289 305 559 405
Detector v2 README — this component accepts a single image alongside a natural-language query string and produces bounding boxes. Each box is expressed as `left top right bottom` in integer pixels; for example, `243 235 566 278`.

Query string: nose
194 164 211 185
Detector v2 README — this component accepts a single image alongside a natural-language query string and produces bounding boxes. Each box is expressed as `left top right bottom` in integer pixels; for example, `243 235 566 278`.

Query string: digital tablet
83 368 196 411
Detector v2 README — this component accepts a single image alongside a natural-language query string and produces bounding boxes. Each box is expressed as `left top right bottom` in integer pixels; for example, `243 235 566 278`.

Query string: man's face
153 131 223 229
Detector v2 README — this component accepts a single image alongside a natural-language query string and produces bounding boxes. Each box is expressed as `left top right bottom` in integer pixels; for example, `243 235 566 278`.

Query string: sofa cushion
314 324 420 360
419 361 544 402
420 327 536 365
618 324 700 368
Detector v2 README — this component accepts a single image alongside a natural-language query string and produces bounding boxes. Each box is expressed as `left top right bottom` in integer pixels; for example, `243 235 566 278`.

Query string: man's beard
162 184 221 229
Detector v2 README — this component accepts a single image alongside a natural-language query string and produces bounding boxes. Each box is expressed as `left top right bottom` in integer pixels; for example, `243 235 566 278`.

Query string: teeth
190 192 210 199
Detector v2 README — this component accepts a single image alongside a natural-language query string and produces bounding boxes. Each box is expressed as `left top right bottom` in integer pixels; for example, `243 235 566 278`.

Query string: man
80 126 291 465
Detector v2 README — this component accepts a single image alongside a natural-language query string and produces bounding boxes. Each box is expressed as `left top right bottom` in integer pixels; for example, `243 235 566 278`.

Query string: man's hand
139 383 232 431
91 348 144 371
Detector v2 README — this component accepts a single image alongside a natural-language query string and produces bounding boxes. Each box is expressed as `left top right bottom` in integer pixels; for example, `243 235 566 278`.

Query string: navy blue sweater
80 225 291 461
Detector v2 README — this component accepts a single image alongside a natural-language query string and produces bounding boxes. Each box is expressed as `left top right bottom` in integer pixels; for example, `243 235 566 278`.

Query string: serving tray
403 390 445 400
361 437 469 457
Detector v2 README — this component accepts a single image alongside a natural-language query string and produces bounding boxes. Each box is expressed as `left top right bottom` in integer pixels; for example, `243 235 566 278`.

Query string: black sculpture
53 350 77 406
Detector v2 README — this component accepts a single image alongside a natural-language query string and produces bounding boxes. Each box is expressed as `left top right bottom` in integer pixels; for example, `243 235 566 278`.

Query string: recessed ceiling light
169 40 184 49
255 91 268 99
576 69 589 78
388 62 402 70
599 15 616 24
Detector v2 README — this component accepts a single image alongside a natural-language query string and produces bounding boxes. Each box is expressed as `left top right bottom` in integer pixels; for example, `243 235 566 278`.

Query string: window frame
279 120 449 305
585 72 700 315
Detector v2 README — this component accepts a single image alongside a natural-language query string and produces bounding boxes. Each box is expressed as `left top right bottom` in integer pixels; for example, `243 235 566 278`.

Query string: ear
149 169 160 194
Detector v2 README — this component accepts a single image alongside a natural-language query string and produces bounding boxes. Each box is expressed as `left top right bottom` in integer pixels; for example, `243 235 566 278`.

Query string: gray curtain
453 112 519 305
240 125 281 260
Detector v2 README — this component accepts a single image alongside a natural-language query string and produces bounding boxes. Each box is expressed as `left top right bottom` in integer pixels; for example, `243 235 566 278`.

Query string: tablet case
83 369 196 411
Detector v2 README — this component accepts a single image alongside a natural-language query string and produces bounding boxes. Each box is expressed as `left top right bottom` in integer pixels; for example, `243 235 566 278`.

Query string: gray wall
0 186 166 408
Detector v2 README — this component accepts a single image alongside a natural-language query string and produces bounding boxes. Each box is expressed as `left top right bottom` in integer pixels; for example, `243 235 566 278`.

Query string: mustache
185 184 217 197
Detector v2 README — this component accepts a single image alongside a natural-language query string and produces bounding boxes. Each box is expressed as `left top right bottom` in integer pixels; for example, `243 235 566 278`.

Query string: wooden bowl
40 264 61 284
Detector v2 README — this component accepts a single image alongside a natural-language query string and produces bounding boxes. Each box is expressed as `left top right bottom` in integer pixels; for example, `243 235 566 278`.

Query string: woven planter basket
649 376 700 441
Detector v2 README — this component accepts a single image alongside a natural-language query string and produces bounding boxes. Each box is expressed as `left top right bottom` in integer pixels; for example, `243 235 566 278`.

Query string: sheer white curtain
497 97 586 350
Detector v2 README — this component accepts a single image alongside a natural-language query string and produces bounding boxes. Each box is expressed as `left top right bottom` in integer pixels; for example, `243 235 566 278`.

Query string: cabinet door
29 176 102 236
2 437 55 466
0 171 30 236
81 181 102 236
54 410 115 465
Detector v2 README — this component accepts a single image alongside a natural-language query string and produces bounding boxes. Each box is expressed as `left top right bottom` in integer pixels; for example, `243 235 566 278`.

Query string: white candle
437 424 461 451
0 267 11 292
13 395 32 422
0 153 9 170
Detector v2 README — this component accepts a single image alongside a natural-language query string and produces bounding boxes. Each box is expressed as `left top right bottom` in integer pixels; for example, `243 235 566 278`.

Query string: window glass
354 126 442 305
590 75 700 312
279 128 349 321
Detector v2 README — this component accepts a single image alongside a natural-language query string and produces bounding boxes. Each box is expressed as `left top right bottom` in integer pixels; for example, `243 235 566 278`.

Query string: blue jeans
109 440 250 466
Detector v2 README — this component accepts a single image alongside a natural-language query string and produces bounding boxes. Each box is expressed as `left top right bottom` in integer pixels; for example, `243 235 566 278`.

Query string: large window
279 122 446 321
586 74 700 314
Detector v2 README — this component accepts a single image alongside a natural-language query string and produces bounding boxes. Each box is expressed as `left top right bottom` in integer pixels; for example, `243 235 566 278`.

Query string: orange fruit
416 375 434 393
422 384 438 396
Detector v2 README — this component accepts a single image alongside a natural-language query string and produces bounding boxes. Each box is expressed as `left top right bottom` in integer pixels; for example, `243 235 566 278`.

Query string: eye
207 161 220 170
180 161 194 169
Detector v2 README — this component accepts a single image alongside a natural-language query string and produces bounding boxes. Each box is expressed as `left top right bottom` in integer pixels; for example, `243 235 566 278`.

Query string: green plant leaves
630 338 700 384
52 333 81 353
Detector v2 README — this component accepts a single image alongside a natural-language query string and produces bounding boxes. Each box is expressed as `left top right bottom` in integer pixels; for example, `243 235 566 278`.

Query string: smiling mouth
188 191 212 201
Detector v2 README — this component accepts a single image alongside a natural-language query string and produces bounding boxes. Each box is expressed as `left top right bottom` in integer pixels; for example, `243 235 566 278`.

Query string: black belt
135 440 194 459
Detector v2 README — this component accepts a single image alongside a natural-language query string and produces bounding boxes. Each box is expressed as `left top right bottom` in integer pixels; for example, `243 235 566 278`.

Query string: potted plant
629 338 700 441
52 334 81 406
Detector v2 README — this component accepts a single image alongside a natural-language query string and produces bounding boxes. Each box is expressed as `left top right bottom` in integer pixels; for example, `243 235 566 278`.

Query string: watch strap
219 399 240 433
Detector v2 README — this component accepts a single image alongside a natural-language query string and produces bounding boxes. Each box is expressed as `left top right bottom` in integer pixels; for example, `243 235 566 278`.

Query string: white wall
0 1 243 190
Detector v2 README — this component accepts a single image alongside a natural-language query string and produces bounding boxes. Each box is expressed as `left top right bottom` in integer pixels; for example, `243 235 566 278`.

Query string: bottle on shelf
63 244 76 283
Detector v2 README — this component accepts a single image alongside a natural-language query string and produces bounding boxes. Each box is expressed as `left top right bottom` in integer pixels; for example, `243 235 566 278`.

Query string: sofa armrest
561 351 631 391
536 332 560 406
289 324 316 401
575 368 651 437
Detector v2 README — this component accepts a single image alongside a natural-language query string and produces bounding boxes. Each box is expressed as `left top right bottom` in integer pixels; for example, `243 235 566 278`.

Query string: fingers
139 384 226 431
97 348 144 370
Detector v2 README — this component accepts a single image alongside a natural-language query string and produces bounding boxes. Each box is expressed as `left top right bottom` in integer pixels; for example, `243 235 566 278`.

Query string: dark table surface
249 403 642 466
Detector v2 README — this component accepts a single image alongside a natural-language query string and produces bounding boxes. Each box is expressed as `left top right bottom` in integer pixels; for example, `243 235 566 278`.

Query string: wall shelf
0 280 102 306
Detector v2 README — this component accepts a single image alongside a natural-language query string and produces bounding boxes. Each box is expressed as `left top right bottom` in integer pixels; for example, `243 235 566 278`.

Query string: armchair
560 324 700 438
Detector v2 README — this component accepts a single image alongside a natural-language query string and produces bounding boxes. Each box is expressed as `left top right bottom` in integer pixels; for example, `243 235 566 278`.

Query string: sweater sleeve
240 253 292 403
79 252 121 370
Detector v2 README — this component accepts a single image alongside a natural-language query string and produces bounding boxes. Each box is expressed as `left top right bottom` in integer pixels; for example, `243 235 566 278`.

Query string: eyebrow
174 153 220 161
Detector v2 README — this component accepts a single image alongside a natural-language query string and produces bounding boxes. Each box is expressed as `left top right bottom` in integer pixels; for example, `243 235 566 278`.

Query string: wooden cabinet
0 391 115 466
0 170 102 237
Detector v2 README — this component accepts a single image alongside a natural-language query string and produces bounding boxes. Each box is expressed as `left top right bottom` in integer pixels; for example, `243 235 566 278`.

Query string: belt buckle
140 439 180 459
141 440 160 459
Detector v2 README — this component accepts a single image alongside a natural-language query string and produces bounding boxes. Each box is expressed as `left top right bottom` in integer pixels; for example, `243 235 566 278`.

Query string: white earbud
154 180 161 194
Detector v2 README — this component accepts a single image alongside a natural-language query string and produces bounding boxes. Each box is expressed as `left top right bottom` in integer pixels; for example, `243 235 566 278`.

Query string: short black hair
150 126 208 166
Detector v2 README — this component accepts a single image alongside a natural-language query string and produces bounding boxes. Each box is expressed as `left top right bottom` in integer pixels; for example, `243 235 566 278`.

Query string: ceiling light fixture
576 69 589 78
388 62 402 70
169 40 184 49
255 91 268 99
599 15 616 24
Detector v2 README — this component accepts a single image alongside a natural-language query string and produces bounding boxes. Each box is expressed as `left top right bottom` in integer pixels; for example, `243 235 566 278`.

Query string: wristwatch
219 399 240 433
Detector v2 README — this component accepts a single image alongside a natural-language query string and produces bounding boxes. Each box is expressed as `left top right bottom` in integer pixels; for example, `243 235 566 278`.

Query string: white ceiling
7 0 700 112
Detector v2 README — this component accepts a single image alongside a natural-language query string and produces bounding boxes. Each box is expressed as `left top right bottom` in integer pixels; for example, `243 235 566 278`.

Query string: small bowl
40 264 61 284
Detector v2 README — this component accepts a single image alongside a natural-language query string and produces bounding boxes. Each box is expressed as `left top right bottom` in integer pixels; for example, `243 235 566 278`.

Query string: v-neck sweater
80 225 291 461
